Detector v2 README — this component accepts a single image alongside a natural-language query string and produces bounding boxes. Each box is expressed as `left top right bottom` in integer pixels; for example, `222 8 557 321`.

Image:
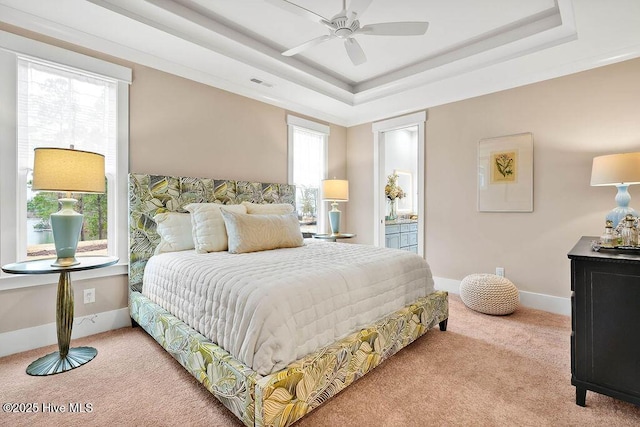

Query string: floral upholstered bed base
130 290 448 427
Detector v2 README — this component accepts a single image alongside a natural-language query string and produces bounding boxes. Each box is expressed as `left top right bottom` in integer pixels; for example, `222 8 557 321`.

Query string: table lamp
591 152 640 226
322 179 349 235
32 147 105 267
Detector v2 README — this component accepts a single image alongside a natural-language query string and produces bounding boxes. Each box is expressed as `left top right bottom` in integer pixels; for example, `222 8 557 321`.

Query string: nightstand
2 256 118 376
313 233 356 243
568 237 640 406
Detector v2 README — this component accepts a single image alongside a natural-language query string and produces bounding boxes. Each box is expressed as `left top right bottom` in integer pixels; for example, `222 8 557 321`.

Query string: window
18 58 117 260
0 31 130 283
287 115 329 235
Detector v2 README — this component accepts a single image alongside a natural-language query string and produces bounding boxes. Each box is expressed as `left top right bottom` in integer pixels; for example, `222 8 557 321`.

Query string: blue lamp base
606 184 639 227
50 198 84 267
328 201 341 236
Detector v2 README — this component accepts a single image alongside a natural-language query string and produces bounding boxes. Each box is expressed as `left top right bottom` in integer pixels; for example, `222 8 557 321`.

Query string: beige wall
0 276 129 333
345 123 375 244
0 24 347 333
347 58 640 299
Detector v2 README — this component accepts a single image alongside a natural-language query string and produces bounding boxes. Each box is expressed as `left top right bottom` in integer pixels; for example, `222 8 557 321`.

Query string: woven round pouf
459 273 519 315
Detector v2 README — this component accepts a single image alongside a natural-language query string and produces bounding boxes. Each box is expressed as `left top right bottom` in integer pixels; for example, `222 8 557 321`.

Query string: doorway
372 111 426 257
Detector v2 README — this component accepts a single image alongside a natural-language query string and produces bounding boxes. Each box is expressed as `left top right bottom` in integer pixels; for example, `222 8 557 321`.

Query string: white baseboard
0 307 131 358
434 276 571 316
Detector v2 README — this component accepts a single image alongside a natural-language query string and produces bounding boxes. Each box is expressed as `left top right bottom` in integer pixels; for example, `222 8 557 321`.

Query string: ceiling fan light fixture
270 0 428 65
332 17 360 38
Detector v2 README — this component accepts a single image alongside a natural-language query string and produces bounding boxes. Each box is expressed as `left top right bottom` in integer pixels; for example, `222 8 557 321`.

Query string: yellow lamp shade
32 147 105 194
322 179 349 202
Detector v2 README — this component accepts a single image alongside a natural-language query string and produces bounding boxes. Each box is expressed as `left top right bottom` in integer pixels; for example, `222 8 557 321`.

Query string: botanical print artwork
491 151 518 184
478 133 533 212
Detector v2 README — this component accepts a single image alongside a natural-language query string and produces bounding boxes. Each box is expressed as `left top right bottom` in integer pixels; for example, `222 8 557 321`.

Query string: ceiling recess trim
90 0 577 107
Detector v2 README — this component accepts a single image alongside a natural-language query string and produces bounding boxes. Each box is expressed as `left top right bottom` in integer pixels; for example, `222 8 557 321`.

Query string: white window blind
17 57 117 170
292 127 324 187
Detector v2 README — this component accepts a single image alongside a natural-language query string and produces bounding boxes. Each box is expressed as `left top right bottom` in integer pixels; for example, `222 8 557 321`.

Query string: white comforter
142 240 434 375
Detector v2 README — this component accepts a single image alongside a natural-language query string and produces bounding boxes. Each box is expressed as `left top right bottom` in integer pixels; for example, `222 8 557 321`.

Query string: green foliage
80 193 107 240
27 192 58 227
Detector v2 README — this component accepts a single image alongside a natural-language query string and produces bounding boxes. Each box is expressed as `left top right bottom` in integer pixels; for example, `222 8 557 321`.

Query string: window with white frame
287 115 329 235
18 58 117 260
0 31 130 276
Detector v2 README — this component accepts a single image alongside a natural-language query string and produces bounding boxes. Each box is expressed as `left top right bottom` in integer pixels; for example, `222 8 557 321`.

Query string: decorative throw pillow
185 203 247 253
221 210 304 254
153 212 194 255
241 201 294 215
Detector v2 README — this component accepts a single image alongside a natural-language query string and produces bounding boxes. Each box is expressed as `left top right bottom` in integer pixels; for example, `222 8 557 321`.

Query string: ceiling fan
266 0 429 66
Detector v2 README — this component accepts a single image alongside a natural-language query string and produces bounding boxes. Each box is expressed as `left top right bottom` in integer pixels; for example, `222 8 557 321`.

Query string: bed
128 173 448 427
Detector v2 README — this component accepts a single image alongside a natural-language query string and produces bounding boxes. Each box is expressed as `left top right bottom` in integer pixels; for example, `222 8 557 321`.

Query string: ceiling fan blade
282 34 334 56
359 22 429 36
346 0 373 24
265 0 330 25
344 38 367 65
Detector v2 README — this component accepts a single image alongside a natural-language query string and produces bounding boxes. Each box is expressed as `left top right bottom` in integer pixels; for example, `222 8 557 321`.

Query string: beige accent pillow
241 201 294 215
185 203 247 253
153 212 194 255
221 210 304 254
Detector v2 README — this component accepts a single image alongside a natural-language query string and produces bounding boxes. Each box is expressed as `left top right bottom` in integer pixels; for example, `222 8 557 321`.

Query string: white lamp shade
322 179 349 202
591 153 640 186
32 147 105 193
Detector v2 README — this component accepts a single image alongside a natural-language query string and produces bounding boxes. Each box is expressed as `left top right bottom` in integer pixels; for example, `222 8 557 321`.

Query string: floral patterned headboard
128 173 295 292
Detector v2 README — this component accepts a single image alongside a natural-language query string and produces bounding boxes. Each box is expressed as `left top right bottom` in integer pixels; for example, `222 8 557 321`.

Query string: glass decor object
31 147 105 267
322 179 349 235
385 172 405 221
620 214 638 247
600 220 616 248
388 198 398 220
591 152 640 227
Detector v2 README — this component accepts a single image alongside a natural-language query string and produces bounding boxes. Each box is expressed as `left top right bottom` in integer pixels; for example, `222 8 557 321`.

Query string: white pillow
153 212 194 255
221 210 304 254
185 203 247 253
241 201 294 215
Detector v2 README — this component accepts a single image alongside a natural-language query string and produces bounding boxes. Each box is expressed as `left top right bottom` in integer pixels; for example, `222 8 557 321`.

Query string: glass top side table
313 233 356 243
2 256 118 376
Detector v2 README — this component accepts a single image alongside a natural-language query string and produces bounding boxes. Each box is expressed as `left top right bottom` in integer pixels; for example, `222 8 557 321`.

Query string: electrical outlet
84 288 95 304
495 267 505 277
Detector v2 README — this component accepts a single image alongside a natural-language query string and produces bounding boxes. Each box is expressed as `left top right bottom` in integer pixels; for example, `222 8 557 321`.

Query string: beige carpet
1 296 639 426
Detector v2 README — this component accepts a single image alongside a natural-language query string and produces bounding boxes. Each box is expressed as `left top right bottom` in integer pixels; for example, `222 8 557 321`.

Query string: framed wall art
478 132 533 212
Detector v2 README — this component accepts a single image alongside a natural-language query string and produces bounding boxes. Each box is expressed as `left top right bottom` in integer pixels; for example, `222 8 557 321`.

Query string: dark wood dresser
568 236 640 407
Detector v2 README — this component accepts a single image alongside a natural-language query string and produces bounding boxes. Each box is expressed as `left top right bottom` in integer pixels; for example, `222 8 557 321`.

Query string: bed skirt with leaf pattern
130 290 448 427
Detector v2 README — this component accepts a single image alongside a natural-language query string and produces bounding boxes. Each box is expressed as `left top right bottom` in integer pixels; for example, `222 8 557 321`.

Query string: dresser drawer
385 233 400 249
400 222 418 232
385 224 400 235
400 231 418 247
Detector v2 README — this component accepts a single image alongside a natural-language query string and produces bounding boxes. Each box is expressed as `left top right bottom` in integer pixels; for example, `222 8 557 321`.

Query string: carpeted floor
1 295 639 426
